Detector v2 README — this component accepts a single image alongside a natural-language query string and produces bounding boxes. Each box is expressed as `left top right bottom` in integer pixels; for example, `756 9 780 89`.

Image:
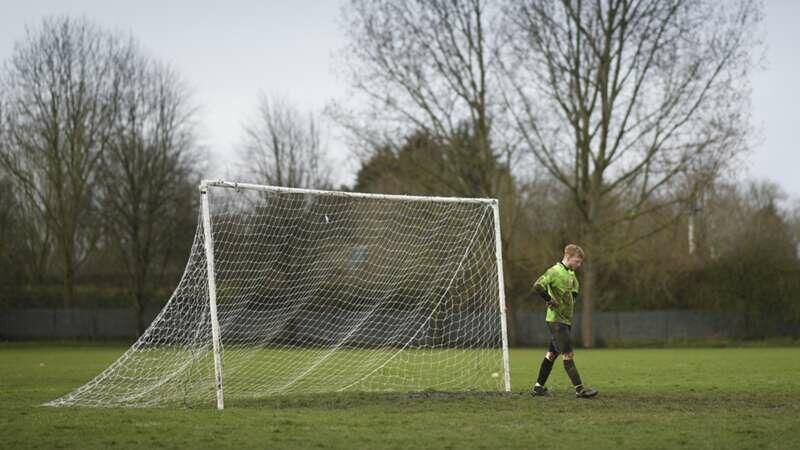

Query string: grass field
1 344 799 449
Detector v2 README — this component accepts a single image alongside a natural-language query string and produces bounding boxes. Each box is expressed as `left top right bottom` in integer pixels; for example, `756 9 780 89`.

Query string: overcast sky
1 0 798 197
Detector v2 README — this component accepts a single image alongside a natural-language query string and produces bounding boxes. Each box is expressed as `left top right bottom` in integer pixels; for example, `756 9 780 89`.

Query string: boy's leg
535 351 558 385
532 328 560 396
561 353 582 388
532 351 558 394
550 323 598 398
563 354 597 398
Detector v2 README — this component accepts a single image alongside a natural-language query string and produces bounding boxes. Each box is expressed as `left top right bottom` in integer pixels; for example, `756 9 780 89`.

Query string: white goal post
47 180 511 409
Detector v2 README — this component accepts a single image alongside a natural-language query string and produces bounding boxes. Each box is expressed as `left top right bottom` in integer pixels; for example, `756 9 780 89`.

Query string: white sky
1 0 798 197
750 0 800 200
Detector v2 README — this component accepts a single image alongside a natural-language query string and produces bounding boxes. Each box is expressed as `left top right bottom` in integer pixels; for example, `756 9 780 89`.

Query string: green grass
1 344 799 449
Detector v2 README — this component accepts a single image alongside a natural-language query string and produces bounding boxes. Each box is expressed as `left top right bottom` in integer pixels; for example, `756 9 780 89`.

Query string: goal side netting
46 180 510 408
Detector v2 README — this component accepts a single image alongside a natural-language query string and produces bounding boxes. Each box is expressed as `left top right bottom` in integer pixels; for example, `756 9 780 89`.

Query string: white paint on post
491 201 511 392
200 183 225 410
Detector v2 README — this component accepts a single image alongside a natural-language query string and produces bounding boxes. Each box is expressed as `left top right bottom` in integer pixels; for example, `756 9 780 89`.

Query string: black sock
563 359 583 389
536 358 554 386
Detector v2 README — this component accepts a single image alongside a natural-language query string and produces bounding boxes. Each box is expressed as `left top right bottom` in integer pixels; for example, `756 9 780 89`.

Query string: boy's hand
533 284 556 308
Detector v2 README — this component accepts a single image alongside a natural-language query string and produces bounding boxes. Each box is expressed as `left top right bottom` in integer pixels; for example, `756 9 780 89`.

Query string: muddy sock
536 358 554 386
563 359 583 390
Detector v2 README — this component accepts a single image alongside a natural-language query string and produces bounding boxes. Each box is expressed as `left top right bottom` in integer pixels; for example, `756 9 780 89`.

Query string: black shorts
547 321 573 354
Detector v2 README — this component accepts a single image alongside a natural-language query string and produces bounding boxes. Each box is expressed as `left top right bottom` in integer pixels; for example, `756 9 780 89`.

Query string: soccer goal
47 180 511 409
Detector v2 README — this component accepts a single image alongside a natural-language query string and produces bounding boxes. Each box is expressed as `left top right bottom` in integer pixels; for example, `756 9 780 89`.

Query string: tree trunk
62 250 75 309
580 255 596 348
133 260 149 335
134 291 147 336
581 192 600 348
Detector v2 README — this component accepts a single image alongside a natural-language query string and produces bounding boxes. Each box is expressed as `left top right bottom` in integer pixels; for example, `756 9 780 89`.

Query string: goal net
47 180 510 408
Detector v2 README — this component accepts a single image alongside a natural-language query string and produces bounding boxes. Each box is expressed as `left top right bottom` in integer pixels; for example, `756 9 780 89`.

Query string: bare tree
338 0 541 342
0 93 54 285
0 16 126 307
336 0 514 197
240 95 330 189
99 46 198 333
0 183 54 284
791 199 800 261
501 0 761 346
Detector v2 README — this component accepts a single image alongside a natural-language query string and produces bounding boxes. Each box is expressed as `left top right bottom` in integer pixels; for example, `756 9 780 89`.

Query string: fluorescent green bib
533 262 579 325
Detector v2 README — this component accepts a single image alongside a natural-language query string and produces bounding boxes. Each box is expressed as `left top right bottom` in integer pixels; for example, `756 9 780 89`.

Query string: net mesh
47 184 507 407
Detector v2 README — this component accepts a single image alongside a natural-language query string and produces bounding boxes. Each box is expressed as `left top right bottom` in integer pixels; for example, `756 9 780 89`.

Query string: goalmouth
47 180 511 409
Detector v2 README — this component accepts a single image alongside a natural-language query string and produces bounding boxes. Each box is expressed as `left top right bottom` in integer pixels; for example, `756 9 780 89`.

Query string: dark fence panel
514 310 798 345
1 308 796 343
0 308 161 340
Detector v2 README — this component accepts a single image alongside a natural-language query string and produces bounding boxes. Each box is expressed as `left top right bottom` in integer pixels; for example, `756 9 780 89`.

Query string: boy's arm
571 274 580 304
532 273 557 308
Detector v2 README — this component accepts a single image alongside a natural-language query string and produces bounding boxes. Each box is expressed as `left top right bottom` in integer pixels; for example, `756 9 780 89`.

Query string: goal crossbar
201 179 498 205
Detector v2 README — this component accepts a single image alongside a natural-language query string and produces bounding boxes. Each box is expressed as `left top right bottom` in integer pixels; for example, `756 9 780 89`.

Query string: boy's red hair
564 244 585 258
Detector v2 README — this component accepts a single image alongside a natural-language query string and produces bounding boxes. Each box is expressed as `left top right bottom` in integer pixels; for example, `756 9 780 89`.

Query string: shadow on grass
224 390 528 410
204 389 798 413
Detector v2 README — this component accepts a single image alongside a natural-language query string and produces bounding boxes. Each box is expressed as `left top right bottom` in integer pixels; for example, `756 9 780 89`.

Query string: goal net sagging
47 180 510 408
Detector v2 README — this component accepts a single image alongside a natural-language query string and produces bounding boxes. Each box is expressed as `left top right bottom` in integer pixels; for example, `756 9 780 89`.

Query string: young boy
530 244 598 398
